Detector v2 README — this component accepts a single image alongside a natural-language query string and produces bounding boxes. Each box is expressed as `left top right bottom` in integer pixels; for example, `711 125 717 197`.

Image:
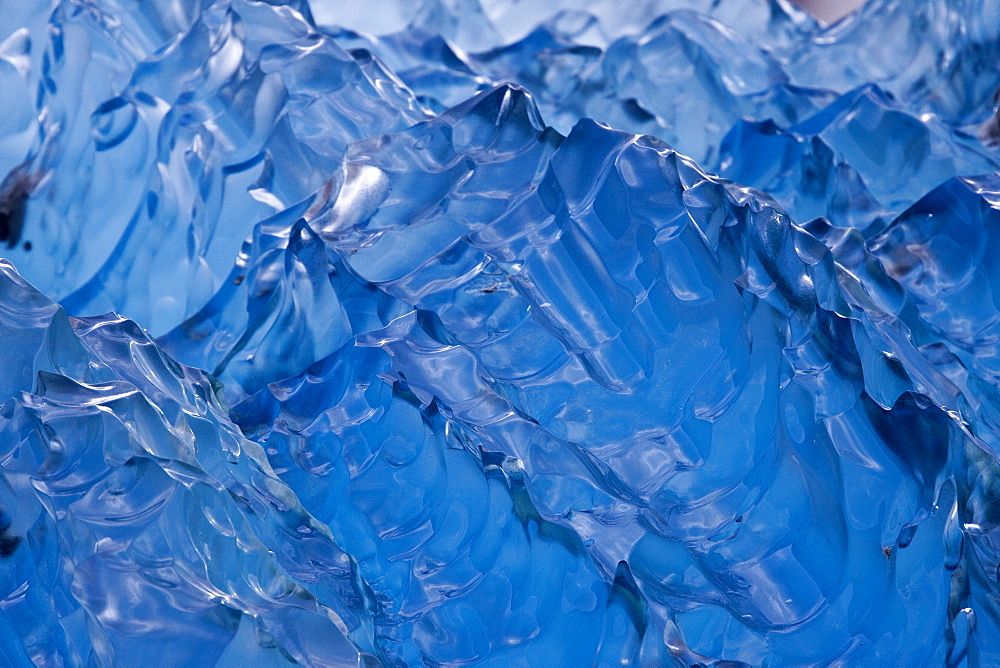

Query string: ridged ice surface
1 0 1000 665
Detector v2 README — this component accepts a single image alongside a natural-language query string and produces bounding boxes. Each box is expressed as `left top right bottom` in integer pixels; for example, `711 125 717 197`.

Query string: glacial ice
1 0 1000 666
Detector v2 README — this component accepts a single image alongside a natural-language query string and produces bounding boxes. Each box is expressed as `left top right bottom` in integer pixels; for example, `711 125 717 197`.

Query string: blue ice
0 0 999 665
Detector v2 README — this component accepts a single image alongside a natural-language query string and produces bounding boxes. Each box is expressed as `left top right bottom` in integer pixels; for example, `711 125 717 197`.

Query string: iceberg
0 0 999 665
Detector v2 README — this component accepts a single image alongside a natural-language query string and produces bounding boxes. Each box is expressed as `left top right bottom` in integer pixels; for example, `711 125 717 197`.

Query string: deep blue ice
1 0 999 665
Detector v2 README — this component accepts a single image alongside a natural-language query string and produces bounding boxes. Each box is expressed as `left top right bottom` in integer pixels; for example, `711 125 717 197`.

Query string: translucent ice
719 85 1000 231
320 0 1000 168
0 261 381 666
157 83 1000 663
1 0 1000 666
2 0 431 334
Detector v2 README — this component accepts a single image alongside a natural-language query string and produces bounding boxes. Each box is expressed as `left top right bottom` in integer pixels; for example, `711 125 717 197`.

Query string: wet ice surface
1 0 1000 665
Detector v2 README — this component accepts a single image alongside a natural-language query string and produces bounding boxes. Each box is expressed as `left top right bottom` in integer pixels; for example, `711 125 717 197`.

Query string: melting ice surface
1 0 1000 665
